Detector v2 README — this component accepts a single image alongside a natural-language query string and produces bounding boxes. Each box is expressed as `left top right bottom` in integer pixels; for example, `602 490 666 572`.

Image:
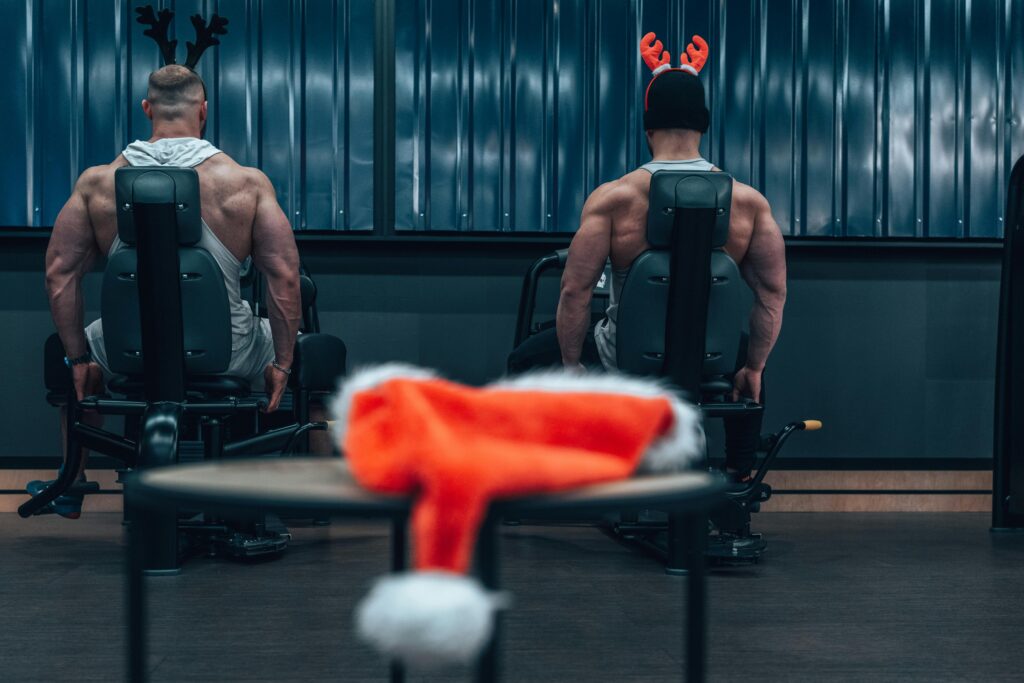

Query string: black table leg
390 516 407 683
128 502 147 683
666 511 688 575
476 515 500 683
683 512 708 682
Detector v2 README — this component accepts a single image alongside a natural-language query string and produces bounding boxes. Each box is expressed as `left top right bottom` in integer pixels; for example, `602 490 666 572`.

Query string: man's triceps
741 208 787 370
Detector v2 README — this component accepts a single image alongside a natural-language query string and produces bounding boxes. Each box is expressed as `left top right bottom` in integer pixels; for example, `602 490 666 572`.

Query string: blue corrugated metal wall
4 1 1023 237
3 0 375 230
395 0 1024 236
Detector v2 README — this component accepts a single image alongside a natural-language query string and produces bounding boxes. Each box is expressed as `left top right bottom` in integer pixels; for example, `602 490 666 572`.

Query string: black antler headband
135 4 229 70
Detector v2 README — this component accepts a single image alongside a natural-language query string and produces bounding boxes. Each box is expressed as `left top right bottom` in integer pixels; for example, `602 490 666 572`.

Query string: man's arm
735 193 787 399
556 186 614 367
250 170 302 371
46 173 101 359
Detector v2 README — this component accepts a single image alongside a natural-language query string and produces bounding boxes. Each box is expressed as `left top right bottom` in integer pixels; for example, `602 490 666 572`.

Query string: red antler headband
640 32 708 77
640 32 709 109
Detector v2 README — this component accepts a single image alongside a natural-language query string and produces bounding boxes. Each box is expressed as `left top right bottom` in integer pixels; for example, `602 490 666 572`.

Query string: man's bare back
47 142 302 413
71 152 272 262
556 161 787 402
592 167 767 272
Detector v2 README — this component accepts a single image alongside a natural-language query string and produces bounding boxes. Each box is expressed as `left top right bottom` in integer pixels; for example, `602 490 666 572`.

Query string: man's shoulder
74 158 127 196
589 172 649 209
730 179 769 209
204 153 270 187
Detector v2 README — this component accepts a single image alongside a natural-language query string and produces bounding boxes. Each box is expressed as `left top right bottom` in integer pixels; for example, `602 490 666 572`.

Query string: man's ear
142 99 154 120
199 101 208 127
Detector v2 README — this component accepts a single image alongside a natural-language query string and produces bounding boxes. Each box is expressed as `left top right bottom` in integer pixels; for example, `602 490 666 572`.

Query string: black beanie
643 70 709 133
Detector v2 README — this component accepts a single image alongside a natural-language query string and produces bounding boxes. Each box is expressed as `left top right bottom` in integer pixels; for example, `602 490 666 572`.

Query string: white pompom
637 396 706 473
355 571 508 669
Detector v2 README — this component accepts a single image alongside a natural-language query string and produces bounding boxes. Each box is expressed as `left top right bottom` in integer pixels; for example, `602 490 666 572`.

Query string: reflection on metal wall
3 0 374 230
395 0 1024 237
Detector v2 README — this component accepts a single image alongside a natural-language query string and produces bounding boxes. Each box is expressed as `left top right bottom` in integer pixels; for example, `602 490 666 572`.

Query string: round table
125 457 725 683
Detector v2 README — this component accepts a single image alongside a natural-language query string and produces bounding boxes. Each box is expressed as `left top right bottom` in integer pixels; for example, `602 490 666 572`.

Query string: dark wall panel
4 0 374 231
395 0 1024 236
0 240 1000 466
3 0 1023 237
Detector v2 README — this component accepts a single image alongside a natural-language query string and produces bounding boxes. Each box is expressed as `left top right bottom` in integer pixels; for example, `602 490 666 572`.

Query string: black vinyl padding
101 248 233 377
292 333 347 392
114 168 203 245
107 374 250 398
44 333 72 394
646 171 732 249
616 170 748 390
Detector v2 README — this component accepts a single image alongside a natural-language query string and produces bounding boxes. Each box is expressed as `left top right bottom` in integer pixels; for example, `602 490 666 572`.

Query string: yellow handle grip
801 420 823 431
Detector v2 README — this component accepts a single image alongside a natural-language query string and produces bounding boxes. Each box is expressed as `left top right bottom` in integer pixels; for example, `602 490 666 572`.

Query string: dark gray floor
1 512 1022 682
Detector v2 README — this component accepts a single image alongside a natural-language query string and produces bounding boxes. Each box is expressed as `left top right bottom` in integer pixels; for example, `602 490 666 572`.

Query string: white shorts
85 317 276 392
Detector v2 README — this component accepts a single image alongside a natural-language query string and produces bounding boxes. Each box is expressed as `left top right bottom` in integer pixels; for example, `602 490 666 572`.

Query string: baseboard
759 471 991 512
0 470 994 514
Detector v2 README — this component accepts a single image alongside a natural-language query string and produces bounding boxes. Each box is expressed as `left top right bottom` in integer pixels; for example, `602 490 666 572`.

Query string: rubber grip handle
801 420 823 431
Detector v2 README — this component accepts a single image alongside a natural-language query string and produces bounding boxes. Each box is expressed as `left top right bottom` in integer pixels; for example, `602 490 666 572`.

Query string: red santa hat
330 364 705 668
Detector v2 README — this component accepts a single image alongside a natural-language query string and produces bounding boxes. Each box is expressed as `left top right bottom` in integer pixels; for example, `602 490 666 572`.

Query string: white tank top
593 157 716 370
115 138 258 351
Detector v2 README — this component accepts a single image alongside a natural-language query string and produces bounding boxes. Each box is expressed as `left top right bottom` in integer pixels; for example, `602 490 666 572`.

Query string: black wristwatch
64 351 93 368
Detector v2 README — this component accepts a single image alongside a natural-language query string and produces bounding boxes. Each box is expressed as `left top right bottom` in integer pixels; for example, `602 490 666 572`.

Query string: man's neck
149 124 202 141
650 146 702 161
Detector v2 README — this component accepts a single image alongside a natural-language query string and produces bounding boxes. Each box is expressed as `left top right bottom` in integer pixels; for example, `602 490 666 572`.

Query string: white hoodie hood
122 137 221 168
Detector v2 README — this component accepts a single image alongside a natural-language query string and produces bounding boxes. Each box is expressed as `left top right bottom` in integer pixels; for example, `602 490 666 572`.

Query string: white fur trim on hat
489 370 704 472
329 363 438 446
677 64 698 76
355 571 509 668
651 63 673 77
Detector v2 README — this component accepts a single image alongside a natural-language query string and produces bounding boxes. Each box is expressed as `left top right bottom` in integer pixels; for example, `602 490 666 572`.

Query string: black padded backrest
616 170 748 384
647 171 732 248
616 250 746 377
103 167 232 377
115 168 203 245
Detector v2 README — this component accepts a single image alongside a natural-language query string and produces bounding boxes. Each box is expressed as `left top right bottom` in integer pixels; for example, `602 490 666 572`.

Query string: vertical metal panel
1012 0 1024 193
394 0 1024 237
969 0 1001 236
5 0 373 230
888 0 918 237
844 0 879 236
761 1 796 233
928 0 960 237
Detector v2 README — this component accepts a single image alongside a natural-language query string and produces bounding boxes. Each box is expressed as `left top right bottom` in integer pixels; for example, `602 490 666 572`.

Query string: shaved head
145 65 206 120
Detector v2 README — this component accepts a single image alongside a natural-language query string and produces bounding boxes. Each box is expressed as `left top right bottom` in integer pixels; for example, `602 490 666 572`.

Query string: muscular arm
556 187 613 366
46 174 101 358
250 171 301 368
739 196 787 371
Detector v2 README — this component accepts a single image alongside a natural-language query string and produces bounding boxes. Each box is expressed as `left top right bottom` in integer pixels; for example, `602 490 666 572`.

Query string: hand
731 366 762 403
263 363 289 413
71 361 104 401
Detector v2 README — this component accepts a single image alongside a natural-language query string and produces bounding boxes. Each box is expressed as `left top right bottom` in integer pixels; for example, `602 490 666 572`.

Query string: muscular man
35 65 302 515
509 38 786 481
